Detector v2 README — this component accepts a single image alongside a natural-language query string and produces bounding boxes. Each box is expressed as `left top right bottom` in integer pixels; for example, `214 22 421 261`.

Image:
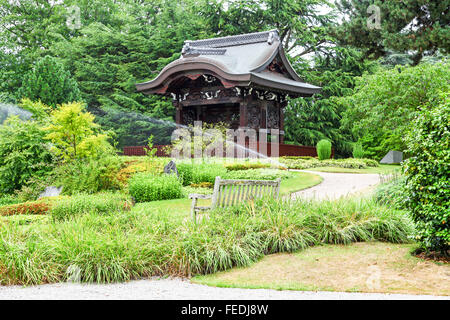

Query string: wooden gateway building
133 30 321 157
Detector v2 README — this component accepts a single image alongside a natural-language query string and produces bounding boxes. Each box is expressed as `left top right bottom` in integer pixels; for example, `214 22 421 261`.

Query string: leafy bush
224 169 294 181
0 195 21 207
53 156 123 195
128 173 183 202
352 142 365 158
403 94 450 253
0 200 52 216
177 162 227 186
0 116 55 194
341 62 449 159
43 102 114 161
316 139 332 160
51 193 132 221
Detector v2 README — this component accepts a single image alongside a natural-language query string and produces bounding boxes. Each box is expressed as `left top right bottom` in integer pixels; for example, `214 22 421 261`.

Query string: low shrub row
0 199 51 216
0 196 414 285
128 173 183 203
224 162 272 171
224 168 295 180
280 157 379 170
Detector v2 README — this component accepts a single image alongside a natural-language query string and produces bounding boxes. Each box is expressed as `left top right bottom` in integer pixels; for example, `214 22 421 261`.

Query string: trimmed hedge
224 169 295 180
128 173 183 202
280 157 379 170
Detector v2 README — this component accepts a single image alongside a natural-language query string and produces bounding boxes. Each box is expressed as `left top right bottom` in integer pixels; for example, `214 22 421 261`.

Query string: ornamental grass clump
316 139 332 160
177 162 227 185
128 173 183 202
0 195 414 285
51 192 132 221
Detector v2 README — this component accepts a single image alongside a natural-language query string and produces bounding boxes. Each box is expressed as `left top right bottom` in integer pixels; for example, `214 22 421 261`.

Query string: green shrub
51 193 132 221
403 94 450 253
316 139 332 160
53 156 123 195
177 163 194 186
128 173 183 202
352 142 365 159
224 169 294 180
0 117 55 194
177 162 227 186
0 195 21 207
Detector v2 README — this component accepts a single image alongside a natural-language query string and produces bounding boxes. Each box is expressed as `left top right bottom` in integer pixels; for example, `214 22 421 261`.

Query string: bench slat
191 176 281 222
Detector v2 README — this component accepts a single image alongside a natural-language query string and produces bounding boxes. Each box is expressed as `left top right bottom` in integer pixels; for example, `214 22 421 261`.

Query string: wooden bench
189 176 281 221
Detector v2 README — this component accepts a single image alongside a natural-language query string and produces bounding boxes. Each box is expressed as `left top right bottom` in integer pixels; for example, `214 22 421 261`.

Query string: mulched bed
414 250 450 264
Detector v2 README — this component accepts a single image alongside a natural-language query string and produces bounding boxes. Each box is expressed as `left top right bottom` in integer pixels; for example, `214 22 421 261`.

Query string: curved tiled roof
136 30 321 97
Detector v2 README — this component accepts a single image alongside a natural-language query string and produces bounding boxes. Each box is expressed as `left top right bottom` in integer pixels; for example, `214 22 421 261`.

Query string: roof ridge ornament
182 43 227 56
184 29 280 49
267 31 277 45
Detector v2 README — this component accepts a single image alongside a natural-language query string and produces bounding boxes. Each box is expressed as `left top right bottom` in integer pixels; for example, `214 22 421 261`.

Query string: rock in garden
164 160 179 177
380 151 403 164
38 186 63 199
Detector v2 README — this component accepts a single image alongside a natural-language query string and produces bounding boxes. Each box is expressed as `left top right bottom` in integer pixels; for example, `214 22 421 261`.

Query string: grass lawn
135 171 322 218
305 164 401 174
193 242 450 296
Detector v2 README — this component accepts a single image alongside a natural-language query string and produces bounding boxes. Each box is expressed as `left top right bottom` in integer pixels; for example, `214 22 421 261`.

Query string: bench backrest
211 176 281 209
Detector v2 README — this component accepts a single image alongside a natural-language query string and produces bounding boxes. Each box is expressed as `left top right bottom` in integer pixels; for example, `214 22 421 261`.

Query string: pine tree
18 56 81 108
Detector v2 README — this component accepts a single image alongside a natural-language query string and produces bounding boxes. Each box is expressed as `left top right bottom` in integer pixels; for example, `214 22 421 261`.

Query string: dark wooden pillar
279 100 287 144
239 100 248 128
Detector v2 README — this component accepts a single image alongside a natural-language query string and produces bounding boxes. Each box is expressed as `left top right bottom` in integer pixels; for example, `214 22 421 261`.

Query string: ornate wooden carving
267 103 279 129
247 104 260 129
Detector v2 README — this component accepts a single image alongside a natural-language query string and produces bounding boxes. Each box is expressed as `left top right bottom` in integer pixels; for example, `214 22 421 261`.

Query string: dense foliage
403 94 449 253
335 0 450 65
18 56 81 108
0 116 54 194
341 61 449 159
44 102 113 161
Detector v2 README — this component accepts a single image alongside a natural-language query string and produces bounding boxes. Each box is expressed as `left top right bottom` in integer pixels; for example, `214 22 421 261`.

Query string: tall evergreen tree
334 0 450 65
18 56 81 108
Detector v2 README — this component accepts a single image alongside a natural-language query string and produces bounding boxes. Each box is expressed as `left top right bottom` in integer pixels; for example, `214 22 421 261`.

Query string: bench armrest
188 194 212 200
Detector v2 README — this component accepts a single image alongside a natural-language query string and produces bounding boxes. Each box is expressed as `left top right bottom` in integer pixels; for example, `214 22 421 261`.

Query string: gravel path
1 171 445 300
290 170 381 200
1 278 448 300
